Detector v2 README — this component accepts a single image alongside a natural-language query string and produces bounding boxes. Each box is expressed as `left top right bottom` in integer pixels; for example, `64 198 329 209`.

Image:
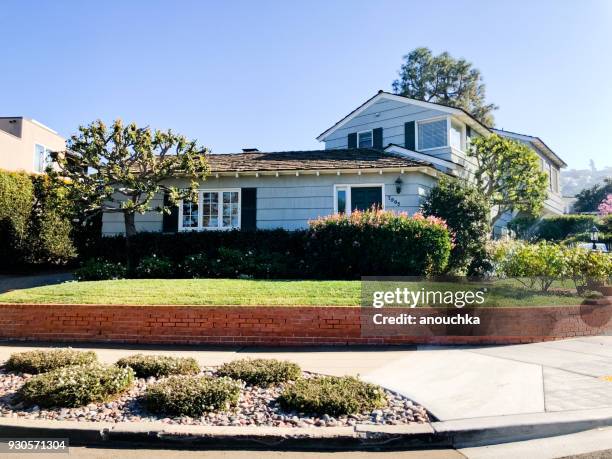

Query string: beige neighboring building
0 117 65 174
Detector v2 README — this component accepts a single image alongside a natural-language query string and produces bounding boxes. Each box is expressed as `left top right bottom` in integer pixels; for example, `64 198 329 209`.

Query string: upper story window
450 120 464 151
358 130 373 148
34 144 52 173
417 119 447 150
179 189 241 231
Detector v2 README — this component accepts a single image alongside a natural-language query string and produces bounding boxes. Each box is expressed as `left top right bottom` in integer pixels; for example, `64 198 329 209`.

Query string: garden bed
0 368 428 428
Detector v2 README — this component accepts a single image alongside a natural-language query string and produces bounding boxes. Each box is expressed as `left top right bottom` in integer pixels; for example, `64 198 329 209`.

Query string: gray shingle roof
206 149 430 173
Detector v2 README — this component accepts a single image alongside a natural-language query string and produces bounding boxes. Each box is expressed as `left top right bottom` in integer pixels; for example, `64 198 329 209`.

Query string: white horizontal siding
101 172 436 234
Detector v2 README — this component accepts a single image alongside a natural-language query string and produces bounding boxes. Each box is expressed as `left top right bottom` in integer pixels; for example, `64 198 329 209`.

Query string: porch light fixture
395 177 403 194
590 225 600 250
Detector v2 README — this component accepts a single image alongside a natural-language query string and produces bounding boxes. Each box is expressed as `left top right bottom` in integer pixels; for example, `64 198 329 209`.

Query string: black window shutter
162 192 178 233
404 121 416 150
241 188 257 230
347 132 357 148
466 125 472 139
373 127 383 149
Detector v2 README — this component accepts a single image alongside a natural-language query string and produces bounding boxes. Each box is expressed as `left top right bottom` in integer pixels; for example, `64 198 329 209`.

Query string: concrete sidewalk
1 337 611 423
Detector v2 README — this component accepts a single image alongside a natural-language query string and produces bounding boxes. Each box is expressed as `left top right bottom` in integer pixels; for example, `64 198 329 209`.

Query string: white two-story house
101 91 567 236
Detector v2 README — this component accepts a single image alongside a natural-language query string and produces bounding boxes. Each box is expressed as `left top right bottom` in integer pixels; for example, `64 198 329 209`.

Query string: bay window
179 189 240 231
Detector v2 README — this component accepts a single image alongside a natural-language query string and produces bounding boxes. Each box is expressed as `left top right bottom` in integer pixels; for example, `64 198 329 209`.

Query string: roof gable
316 91 491 141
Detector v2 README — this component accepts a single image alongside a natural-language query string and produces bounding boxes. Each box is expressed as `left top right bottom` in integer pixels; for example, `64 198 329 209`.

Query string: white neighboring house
0 117 65 174
101 91 567 237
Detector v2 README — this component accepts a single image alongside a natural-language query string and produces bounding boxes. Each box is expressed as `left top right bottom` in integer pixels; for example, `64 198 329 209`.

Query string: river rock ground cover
0 367 428 428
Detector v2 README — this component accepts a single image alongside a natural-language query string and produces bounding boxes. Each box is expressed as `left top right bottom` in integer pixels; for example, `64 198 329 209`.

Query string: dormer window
358 130 373 148
417 119 447 150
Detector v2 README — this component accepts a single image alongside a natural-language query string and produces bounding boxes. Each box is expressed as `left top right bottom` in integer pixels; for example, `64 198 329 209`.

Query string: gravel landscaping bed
0 368 429 427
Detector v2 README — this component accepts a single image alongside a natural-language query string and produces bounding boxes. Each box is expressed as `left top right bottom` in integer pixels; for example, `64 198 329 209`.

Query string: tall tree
468 134 548 225
392 47 498 126
574 178 612 212
49 119 210 242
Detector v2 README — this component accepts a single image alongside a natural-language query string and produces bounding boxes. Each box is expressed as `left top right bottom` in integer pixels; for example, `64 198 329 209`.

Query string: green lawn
0 278 583 307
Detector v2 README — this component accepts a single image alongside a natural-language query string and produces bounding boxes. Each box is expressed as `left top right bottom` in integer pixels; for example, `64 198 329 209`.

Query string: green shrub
510 214 598 241
26 174 76 266
566 247 612 290
144 375 240 417
75 258 127 281
307 210 451 278
4 349 97 374
216 359 301 387
116 354 200 378
135 255 174 278
182 253 211 278
0 170 34 270
18 363 134 408
278 376 387 416
497 241 567 292
421 178 490 273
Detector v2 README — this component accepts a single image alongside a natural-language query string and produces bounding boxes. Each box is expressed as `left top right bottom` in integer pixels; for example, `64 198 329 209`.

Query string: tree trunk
124 212 136 272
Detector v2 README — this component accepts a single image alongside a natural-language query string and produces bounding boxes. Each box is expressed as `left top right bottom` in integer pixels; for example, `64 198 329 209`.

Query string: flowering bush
116 354 200 378
135 255 173 278
216 358 301 387
599 194 612 216
18 363 134 408
307 209 451 278
75 258 126 281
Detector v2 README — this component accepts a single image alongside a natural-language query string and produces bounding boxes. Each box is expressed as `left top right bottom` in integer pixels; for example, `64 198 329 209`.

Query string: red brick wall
0 304 610 346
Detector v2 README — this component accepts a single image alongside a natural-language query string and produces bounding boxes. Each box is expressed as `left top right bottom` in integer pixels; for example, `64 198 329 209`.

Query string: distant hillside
561 167 612 197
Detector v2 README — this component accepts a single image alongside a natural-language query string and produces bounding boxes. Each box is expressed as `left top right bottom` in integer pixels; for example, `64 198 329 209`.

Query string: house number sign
387 196 401 207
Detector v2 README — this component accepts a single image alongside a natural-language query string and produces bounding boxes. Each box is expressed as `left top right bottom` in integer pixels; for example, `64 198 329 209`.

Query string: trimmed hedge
278 376 387 416
116 354 200 378
77 210 452 279
18 363 134 408
4 349 97 374
144 375 241 417
216 359 301 387
306 210 451 278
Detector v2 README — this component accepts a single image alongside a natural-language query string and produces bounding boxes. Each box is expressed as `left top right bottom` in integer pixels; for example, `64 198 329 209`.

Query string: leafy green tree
392 47 498 126
574 178 612 212
468 134 548 226
421 178 490 273
49 120 210 261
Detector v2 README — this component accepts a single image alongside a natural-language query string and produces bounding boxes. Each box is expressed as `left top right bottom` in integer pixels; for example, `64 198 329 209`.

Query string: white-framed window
34 143 52 173
179 189 241 231
358 130 373 148
450 120 464 151
417 119 447 151
541 159 553 191
333 184 384 215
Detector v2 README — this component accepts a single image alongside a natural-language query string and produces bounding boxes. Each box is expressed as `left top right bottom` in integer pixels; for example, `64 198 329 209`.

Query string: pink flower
598 194 612 216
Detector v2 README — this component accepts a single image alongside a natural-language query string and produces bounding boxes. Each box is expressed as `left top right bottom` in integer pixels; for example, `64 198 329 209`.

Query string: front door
351 187 383 212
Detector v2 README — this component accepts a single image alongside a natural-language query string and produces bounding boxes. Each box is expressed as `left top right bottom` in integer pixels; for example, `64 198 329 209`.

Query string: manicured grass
0 278 583 307
0 279 361 306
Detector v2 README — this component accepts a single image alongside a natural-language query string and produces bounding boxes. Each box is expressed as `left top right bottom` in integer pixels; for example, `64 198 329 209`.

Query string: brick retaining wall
0 304 610 346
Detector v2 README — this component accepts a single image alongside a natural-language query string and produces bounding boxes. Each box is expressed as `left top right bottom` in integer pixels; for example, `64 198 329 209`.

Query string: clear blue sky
1 0 610 170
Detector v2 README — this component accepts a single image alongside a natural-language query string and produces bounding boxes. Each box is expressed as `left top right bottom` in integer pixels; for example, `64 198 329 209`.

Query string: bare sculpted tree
49 119 210 255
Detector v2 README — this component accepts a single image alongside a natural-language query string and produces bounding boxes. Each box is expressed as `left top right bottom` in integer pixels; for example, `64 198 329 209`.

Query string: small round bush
144 375 240 417
75 258 126 281
4 349 97 374
216 358 301 387
18 363 135 408
116 354 200 378
278 376 387 416
135 255 174 278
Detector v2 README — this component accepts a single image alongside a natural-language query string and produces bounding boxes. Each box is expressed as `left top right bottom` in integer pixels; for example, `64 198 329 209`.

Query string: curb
1 408 612 450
